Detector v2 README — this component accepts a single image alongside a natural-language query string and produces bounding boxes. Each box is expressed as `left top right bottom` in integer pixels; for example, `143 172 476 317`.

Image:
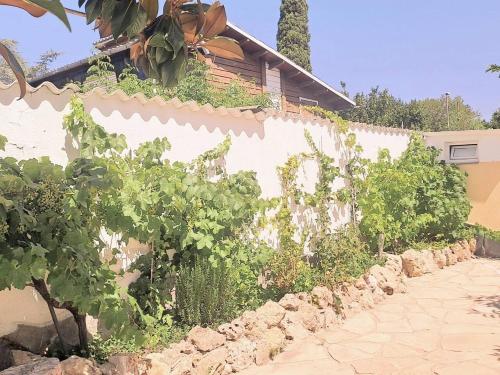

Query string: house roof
31 22 355 110
224 22 355 109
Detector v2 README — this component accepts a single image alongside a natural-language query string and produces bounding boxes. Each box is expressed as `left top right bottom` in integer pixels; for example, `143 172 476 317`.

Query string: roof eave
226 21 356 108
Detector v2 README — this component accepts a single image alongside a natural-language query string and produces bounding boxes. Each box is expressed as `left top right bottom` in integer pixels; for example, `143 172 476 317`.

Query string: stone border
0 239 477 375
136 239 477 375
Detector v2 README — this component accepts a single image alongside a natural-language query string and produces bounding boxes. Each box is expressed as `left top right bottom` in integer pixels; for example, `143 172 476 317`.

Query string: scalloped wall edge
0 81 412 136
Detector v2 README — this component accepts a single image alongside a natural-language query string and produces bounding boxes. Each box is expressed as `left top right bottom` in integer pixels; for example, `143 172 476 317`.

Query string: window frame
447 143 479 164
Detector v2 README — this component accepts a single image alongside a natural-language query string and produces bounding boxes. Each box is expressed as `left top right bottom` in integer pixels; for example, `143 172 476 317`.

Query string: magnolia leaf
0 42 27 99
28 0 71 30
0 0 45 16
203 1 227 38
203 37 244 61
140 0 158 21
111 0 137 39
179 13 198 43
95 17 112 38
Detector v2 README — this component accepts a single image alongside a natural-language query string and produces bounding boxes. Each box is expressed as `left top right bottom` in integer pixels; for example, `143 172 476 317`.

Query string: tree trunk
70 311 89 356
31 278 68 356
378 233 385 258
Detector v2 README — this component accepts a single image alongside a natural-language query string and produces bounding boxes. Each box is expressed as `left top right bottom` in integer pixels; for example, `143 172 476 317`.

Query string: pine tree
277 0 312 72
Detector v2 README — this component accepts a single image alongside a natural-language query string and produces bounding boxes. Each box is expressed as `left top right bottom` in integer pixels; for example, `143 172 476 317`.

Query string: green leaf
0 42 26 99
29 0 71 30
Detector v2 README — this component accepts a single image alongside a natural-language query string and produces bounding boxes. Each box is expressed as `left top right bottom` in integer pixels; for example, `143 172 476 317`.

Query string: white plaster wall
424 130 500 163
0 84 411 336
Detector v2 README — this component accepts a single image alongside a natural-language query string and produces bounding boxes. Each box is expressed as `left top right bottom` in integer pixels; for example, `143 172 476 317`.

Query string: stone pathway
238 259 500 375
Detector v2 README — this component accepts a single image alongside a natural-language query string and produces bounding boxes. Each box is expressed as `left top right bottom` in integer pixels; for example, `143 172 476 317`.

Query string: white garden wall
0 82 411 339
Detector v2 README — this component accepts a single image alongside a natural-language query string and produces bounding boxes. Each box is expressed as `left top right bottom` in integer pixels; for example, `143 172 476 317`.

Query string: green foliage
360 134 471 252
88 58 272 109
487 109 500 129
315 225 376 287
416 96 485 131
83 55 117 93
340 87 422 129
340 87 485 131
486 64 500 77
88 335 139 364
176 256 236 326
0 146 140 353
277 0 312 71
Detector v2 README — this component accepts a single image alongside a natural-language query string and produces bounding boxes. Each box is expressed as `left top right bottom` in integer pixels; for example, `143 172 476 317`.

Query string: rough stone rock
254 328 285 366
217 319 244 341
421 250 439 273
171 354 195 375
106 354 148 375
371 286 386 304
60 356 101 375
262 327 285 352
278 311 310 341
0 342 12 371
225 338 256 373
311 286 333 309
384 254 403 275
458 240 472 260
451 243 467 262
354 276 368 290
278 294 301 311
255 301 285 328
364 274 378 292
170 340 197 355
242 312 268 342
368 265 403 295
469 238 477 255
401 249 427 277
254 343 271 366
358 289 375 310
320 309 340 329
296 292 311 303
0 358 61 375
10 350 42 367
188 326 226 352
433 250 447 269
194 347 228 375
143 353 171 375
297 303 322 332
443 247 458 266
5 316 79 356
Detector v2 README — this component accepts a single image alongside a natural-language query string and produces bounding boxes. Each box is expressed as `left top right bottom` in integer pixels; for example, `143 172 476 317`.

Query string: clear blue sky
1 0 499 118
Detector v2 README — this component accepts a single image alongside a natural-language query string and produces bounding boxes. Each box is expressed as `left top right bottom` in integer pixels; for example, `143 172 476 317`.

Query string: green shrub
315 225 376 287
360 134 471 252
175 256 236 326
85 56 272 109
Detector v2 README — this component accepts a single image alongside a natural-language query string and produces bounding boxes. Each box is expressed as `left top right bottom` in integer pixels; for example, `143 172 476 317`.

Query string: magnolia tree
0 0 243 97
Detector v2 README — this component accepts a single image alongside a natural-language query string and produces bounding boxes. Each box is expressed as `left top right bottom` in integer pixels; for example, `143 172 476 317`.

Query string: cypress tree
277 0 312 72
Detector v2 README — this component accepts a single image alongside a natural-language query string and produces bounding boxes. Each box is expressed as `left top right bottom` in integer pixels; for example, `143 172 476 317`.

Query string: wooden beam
268 60 286 70
286 71 303 80
251 50 270 60
238 38 252 47
299 81 316 89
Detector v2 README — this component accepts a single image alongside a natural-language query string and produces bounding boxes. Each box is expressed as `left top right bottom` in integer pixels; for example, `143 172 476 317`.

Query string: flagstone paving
238 258 500 375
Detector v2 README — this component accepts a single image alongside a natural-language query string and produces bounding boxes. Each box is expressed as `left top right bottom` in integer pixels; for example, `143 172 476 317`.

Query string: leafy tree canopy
487 109 500 129
277 0 312 72
340 86 485 131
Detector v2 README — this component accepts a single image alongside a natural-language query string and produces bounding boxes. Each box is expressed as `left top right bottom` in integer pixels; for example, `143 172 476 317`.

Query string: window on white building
449 144 478 163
